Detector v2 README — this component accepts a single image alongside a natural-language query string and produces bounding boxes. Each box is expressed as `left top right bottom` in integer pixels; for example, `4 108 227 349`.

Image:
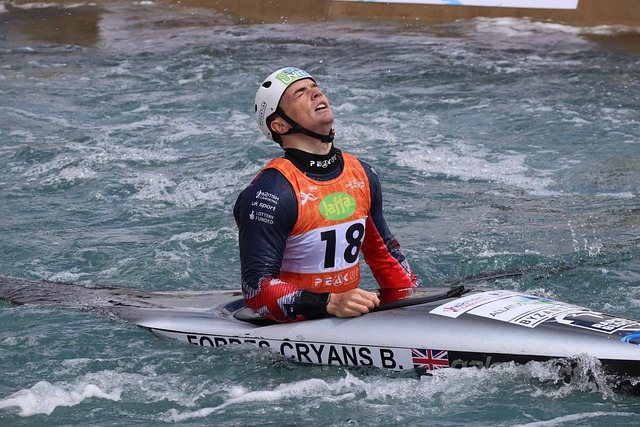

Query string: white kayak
1 276 640 389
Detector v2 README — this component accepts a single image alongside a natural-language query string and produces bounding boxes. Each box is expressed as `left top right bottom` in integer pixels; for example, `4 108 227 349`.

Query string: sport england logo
319 192 356 221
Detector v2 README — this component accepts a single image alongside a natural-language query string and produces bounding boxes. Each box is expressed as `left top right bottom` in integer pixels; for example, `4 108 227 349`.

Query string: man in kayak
234 67 419 322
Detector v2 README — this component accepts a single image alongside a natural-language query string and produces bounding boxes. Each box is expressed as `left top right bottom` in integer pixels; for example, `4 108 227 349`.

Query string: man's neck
281 134 333 155
284 146 342 175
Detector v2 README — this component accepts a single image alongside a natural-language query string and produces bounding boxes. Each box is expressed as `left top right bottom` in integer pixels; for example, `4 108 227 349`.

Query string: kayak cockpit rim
229 285 469 326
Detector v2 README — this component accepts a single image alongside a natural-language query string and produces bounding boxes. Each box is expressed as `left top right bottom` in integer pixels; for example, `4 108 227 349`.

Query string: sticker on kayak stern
461 295 580 328
429 290 523 318
621 332 640 345
431 290 640 332
431 290 580 327
556 311 640 335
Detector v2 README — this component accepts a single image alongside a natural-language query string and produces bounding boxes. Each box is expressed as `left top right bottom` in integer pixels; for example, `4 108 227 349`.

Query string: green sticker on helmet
319 192 356 220
274 67 312 86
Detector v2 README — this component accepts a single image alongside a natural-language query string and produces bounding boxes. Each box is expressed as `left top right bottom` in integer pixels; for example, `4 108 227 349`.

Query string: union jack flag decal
411 348 449 370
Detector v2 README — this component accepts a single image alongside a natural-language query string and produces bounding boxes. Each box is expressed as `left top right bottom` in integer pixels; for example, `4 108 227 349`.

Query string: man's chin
318 113 335 129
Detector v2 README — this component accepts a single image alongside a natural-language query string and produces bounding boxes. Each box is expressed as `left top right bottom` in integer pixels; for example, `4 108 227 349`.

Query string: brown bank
4 0 640 26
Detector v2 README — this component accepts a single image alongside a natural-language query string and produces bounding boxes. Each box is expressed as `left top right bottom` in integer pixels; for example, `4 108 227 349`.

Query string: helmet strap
276 108 335 144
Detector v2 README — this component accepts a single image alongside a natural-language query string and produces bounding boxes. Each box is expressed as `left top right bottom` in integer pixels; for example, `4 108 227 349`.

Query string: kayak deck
2 275 640 392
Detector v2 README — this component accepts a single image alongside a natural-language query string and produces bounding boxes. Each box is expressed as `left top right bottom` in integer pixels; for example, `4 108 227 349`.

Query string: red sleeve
243 276 303 322
362 217 419 289
358 160 419 289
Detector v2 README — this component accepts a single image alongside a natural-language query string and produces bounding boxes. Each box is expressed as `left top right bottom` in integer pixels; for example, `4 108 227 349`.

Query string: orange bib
265 153 371 293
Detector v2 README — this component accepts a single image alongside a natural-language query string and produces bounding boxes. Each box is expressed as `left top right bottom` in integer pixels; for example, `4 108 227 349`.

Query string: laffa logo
319 192 356 220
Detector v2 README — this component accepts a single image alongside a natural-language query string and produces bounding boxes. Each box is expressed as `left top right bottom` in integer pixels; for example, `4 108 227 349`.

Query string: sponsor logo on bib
319 192 356 220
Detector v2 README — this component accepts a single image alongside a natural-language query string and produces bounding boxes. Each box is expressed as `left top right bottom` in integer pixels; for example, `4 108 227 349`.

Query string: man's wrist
298 290 332 319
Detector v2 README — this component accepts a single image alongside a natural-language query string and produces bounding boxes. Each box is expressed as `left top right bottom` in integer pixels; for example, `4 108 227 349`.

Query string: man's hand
326 288 380 318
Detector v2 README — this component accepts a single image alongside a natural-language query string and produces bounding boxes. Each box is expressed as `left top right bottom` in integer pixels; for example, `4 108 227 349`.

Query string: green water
1 1 639 425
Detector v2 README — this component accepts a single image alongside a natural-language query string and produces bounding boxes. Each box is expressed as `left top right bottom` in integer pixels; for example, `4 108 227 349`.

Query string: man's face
279 78 334 135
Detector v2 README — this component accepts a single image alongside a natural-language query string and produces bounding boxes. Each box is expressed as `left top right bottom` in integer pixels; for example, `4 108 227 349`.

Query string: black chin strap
276 108 335 143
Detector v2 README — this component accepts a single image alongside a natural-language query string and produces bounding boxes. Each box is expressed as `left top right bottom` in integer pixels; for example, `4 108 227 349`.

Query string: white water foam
0 367 219 418
394 140 558 196
0 374 121 417
19 138 182 189
165 375 361 422
512 411 637 427
164 355 617 423
169 227 236 245
125 168 246 209
596 192 636 200
473 17 584 38
471 16 640 41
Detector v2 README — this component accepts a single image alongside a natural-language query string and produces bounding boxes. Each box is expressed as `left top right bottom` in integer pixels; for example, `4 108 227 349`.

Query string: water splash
0 374 121 417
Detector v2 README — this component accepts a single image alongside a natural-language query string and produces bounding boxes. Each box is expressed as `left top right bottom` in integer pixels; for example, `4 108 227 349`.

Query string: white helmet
254 67 315 142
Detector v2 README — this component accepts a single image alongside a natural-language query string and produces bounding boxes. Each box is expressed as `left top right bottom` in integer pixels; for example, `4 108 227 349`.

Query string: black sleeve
233 168 330 321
